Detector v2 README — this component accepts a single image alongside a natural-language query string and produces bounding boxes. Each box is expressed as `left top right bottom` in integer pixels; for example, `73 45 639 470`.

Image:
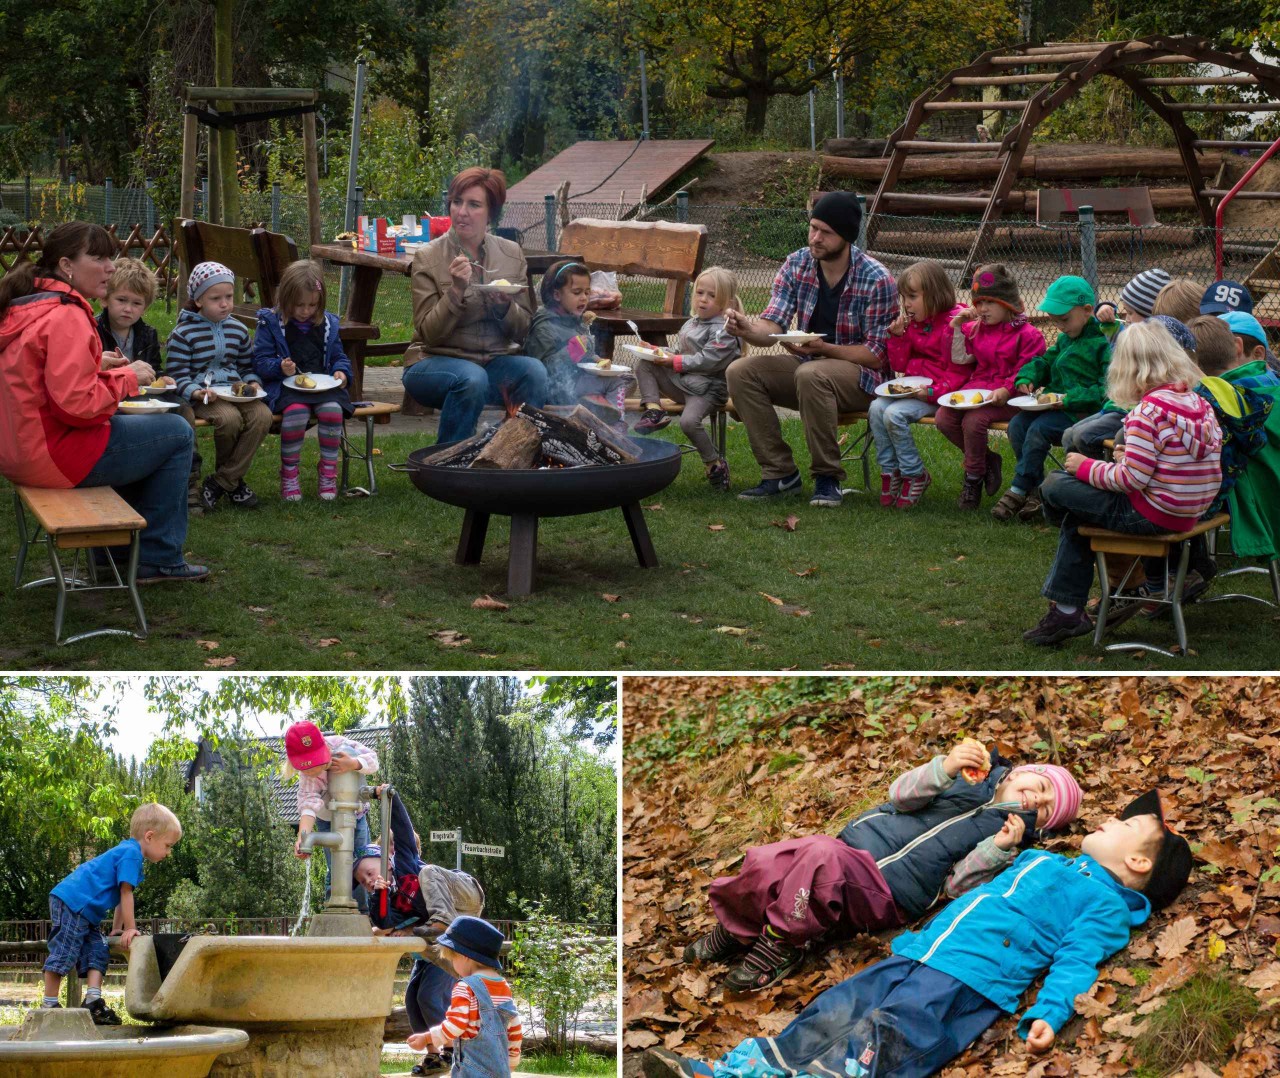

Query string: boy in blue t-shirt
643 788 1192 1078
43 802 182 1024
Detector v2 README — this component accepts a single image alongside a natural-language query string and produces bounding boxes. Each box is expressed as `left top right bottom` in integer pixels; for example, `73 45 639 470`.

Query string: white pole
456 827 462 871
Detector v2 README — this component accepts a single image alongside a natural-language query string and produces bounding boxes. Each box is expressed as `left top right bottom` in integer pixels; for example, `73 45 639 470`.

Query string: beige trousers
190 398 274 491
726 354 873 479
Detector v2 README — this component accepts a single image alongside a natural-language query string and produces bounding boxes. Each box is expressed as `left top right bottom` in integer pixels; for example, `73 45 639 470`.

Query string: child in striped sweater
1025 320 1222 646
167 261 272 511
406 916 521 1076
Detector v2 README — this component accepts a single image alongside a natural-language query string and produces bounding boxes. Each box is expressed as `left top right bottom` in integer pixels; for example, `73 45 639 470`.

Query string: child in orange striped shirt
407 915 522 1076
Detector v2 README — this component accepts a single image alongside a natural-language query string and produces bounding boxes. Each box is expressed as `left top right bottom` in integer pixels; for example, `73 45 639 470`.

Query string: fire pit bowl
402 437 681 595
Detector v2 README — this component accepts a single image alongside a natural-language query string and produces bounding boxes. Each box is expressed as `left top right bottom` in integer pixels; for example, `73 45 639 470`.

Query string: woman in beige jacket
401 167 548 442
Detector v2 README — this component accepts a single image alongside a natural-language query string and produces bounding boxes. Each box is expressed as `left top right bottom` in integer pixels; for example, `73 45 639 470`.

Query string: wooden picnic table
310 243 579 401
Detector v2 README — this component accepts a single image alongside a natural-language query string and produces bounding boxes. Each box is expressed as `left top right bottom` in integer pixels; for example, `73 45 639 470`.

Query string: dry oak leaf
707 523 726 532
715 626 749 635
429 629 471 647
472 595 510 611
790 566 818 576
760 592 784 606
663 1029 687 1051
196 640 219 650
602 593 621 603
623 1030 660 1049
1242 962 1280 991
771 515 800 531
1155 915 1200 960
316 637 341 647
1074 989 1114 1019
1136 955 1199 1004
204 655 237 668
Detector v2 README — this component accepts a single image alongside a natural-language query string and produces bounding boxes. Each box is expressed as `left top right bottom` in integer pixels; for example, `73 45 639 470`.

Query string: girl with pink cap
683 740 1083 993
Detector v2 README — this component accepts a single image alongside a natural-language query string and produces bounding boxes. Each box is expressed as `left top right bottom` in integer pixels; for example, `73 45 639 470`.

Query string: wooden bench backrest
559 218 708 316
1036 188 1157 227
173 220 300 307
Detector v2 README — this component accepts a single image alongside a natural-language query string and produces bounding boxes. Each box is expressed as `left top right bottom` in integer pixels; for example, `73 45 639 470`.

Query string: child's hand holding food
944 738 989 781
950 306 977 327
993 813 1025 850
888 313 907 337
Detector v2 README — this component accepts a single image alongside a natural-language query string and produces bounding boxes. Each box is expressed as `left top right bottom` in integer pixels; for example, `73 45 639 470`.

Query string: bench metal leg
339 416 378 496
1168 541 1191 656
714 410 727 459
838 424 873 493
1092 551 1110 646
13 492 29 590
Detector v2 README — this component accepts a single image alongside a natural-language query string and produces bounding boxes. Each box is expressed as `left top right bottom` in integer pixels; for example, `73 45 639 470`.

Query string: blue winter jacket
252 308 353 412
837 752 1038 920
892 849 1150 1036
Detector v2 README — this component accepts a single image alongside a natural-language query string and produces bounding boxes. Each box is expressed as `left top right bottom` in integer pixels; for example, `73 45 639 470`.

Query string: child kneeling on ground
407 916 522 1077
1024 320 1223 646
43 803 182 1024
872 260 968 508
684 739 1080 992
645 787 1191 1078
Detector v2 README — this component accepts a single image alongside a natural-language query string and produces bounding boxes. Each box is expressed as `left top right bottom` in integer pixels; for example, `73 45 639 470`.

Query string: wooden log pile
432 404 642 469
820 148 1227 183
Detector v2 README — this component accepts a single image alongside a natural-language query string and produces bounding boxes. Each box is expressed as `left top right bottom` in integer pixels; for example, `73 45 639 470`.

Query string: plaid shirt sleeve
759 253 802 328
854 262 897 366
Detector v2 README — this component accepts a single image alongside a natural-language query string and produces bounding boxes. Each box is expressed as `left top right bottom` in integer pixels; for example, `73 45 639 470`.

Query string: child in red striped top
1025 320 1222 646
406 915 522 1076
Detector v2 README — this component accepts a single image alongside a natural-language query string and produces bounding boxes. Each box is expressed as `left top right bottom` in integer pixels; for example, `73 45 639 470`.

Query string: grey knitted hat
1119 269 1171 318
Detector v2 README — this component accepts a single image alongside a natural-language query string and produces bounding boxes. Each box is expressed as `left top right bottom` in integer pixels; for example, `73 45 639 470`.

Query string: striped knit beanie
1010 763 1082 831
1119 269 1170 318
187 261 235 301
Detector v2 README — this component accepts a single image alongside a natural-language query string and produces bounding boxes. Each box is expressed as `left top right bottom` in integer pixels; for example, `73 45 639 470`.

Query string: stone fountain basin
0 1023 247 1078
126 934 424 1025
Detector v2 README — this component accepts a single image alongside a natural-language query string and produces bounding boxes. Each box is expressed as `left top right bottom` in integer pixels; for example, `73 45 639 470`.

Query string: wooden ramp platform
506 139 715 213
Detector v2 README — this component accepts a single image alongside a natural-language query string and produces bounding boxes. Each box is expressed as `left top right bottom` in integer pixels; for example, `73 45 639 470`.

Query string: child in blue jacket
685 740 1081 992
645 787 1192 1078
253 260 354 502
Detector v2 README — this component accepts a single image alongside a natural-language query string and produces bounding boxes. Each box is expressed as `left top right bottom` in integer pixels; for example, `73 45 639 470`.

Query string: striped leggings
280 402 343 468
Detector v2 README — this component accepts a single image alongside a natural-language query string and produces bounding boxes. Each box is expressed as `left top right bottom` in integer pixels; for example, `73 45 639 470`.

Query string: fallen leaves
195 640 219 650
760 592 784 606
771 515 800 531
429 629 471 647
1155 915 1200 960
707 523 726 532
316 638 340 648
602 593 622 603
472 595 510 611
204 655 237 668
790 566 818 577
713 625 748 635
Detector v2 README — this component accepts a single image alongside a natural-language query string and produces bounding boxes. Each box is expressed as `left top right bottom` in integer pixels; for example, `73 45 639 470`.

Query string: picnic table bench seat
12 485 148 644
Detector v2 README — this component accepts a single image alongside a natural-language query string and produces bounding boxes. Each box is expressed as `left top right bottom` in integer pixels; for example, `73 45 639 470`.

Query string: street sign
430 830 459 842
461 842 505 858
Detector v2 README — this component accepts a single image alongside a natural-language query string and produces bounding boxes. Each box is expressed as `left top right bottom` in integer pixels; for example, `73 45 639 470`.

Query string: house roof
186 725 394 826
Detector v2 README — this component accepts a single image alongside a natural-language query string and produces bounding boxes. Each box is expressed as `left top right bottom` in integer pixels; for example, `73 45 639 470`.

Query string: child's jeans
933 402 1016 478
705 955 1004 1078
634 361 724 463
190 398 274 492
43 896 109 977
1008 409 1075 493
867 397 935 477
1039 471 1163 607
405 957 457 1032
1061 410 1125 459
708 835 902 946
315 814 371 913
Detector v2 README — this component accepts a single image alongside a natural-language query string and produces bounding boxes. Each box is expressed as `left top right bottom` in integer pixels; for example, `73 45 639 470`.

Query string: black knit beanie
810 192 863 245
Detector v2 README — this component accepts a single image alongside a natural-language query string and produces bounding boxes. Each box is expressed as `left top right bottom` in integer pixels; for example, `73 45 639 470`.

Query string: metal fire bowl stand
403 438 682 595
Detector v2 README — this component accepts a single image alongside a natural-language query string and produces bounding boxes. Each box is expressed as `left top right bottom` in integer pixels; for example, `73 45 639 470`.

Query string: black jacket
96 309 161 369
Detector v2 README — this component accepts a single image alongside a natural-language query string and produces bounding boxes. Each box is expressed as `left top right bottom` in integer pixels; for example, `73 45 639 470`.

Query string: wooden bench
12 486 147 644
1078 512 1274 657
559 218 708 359
173 220 381 399
191 401 400 496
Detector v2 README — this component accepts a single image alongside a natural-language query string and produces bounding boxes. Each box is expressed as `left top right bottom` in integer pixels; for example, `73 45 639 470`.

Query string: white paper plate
769 331 825 344
875 376 933 398
937 389 996 410
209 384 267 403
119 399 180 412
472 282 525 296
576 362 633 378
284 373 342 393
1008 393 1064 411
621 344 676 363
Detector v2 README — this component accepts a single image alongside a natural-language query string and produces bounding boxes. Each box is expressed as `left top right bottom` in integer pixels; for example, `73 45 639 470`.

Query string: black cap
810 192 863 246
1121 789 1192 912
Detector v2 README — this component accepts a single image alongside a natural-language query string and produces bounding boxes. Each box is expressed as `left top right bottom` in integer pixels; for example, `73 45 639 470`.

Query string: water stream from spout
290 869 313 937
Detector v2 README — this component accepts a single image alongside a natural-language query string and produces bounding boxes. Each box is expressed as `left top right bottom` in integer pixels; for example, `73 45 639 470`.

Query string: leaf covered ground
622 676 1280 1077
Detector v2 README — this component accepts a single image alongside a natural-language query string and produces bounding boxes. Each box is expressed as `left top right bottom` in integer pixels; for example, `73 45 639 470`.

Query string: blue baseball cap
1219 310 1267 346
1201 280 1254 315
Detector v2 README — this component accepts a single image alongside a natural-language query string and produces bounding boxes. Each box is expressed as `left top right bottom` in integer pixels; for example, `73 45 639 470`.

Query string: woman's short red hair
448 168 507 219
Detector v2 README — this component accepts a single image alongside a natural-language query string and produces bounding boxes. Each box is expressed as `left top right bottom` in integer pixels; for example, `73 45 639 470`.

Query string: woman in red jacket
0 222 208 581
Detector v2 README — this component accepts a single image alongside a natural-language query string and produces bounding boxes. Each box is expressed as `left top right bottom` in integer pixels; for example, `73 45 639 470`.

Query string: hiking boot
187 470 204 512
136 561 211 585
318 461 338 501
722 931 806 993
958 473 984 510
705 458 730 491
1016 489 1043 522
991 488 1027 521
809 475 843 508
281 465 302 502
738 471 802 500
879 471 902 507
228 480 259 509
683 924 752 965
1022 603 1093 646
634 408 671 434
198 475 225 512
1138 570 1212 619
984 451 1003 496
894 470 931 508
85 997 122 1026
642 1048 706 1078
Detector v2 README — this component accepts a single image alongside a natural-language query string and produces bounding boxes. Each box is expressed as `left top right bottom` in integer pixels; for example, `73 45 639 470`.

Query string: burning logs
435 404 644 470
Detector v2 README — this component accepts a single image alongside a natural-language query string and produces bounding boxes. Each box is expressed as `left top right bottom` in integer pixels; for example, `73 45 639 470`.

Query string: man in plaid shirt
725 192 897 507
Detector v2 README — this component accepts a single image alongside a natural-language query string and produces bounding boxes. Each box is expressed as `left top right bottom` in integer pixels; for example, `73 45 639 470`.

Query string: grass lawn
2 418 1276 671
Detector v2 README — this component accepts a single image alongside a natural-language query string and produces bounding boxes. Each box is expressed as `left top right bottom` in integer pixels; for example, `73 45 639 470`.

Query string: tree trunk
470 416 542 469
214 0 239 228
744 85 770 134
